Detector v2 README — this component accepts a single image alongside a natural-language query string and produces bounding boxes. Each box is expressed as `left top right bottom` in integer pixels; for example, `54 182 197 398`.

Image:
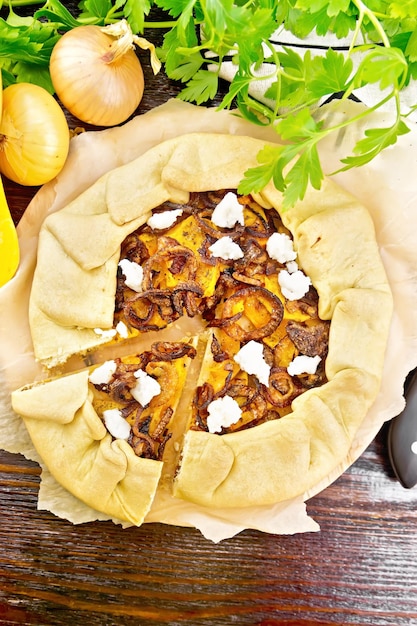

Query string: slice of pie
11 133 393 524
12 339 198 525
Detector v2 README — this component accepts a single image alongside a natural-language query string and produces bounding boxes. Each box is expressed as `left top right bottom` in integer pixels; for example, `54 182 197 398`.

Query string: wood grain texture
1 3 417 625
0 431 416 626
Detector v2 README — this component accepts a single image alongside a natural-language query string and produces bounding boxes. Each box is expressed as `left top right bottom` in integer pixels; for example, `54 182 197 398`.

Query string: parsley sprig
1 0 416 207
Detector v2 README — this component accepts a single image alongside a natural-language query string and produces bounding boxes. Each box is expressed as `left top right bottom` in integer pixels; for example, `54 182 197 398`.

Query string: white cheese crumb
131 369 161 406
287 354 321 376
147 209 183 230
278 269 311 301
209 236 244 260
89 360 117 385
118 258 144 293
234 340 271 386
211 192 244 228
115 320 129 339
206 395 242 434
286 260 298 274
94 327 117 339
102 408 131 440
266 232 297 263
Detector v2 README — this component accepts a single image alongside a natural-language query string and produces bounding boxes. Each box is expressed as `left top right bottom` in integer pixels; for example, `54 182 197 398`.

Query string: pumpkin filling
94 189 330 451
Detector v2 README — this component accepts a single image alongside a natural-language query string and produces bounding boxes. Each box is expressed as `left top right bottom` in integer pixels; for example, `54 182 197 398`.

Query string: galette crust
11 133 392 522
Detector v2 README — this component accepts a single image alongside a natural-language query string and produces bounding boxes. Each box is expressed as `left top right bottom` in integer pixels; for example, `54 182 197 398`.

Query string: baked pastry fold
10 132 392 522
12 371 162 525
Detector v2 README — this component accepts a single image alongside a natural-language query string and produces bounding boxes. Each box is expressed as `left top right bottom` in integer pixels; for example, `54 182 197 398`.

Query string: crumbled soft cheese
206 395 242 434
211 192 244 228
266 232 297 263
234 340 271 386
131 369 161 406
89 360 117 385
115 320 129 339
118 258 143 293
94 327 117 339
278 269 311 301
102 408 131 440
287 354 321 376
286 260 298 274
209 236 244 260
147 209 183 230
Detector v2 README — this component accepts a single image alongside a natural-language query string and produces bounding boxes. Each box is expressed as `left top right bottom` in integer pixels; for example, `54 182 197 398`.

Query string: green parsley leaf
123 0 152 33
218 73 253 111
389 0 417 19
239 144 287 195
155 0 197 19
11 62 54 92
276 108 323 142
160 22 202 80
233 93 275 126
339 120 410 170
77 0 113 23
0 14 60 89
177 69 218 104
405 28 417 63
1 0 416 209
307 49 353 98
34 0 81 30
354 47 408 91
281 146 323 209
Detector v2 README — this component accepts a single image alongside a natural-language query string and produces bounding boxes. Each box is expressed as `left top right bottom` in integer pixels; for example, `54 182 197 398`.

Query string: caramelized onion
287 320 330 357
142 239 197 290
172 282 203 316
224 382 259 407
213 286 284 342
120 231 150 265
105 361 138 402
285 288 319 318
210 333 230 362
130 432 156 459
203 271 239 320
264 367 303 407
151 407 173 440
244 204 277 238
195 208 244 241
195 382 215 411
151 341 197 361
123 289 177 330
231 272 262 287
223 383 267 428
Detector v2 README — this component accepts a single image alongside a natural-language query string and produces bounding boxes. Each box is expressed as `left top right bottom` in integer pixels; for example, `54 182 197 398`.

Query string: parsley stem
4 0 44 5
351 0 390 47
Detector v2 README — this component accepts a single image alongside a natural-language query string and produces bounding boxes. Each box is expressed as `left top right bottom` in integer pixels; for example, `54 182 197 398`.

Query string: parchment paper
0 99 416 542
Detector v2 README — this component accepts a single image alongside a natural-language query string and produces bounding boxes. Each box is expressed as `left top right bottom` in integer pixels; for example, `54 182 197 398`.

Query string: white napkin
208 27 417 122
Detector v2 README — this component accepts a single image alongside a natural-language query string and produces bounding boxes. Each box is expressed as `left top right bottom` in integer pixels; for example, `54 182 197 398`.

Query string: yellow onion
0 83 70 186
50 20 159 127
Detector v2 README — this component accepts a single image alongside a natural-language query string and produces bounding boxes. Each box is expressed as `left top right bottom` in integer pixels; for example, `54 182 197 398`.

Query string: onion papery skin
50 26 145 127
0 83 70 186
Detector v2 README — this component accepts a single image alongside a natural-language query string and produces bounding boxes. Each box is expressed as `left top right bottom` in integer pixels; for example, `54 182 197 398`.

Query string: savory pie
11 133 393 524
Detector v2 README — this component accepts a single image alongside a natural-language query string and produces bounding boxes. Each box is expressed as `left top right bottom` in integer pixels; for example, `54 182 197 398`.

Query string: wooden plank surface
0 428 416 625
1 3 417 624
